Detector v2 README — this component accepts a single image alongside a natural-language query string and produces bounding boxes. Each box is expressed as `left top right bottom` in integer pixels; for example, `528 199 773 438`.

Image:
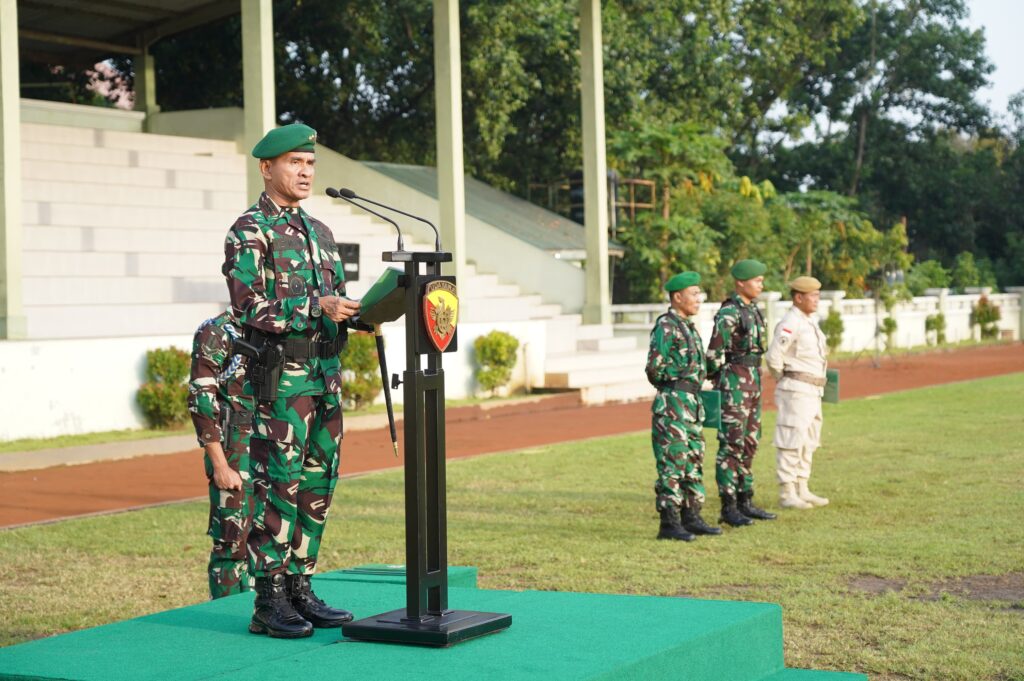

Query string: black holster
242 328 285 402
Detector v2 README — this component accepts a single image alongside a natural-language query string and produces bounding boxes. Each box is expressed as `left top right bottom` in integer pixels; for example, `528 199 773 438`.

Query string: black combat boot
287 573 354 628
681 505 722 535
249 573 314 638
719 494 754 527
657 506 696 542
738 490 776 520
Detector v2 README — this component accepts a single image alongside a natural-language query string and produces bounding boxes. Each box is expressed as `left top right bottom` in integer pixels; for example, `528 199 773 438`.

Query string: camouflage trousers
651 391 706 511
248 392 342 578
204 422 254 599
715 388 762 498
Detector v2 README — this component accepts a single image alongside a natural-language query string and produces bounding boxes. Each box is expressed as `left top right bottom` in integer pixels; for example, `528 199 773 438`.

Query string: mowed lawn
1 374 1022 680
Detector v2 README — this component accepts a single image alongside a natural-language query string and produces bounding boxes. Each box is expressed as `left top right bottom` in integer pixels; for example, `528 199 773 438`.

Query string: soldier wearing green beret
645 272 721 541
706 259 777 527
223 123 360 638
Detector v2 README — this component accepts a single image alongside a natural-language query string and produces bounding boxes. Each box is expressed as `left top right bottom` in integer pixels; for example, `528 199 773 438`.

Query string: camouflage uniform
223 192 347 579
646 309 707 511
187 311 255 598
706 293 766 498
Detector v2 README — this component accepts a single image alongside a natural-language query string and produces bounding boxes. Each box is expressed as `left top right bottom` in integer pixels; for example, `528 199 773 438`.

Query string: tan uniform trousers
773 387 822 484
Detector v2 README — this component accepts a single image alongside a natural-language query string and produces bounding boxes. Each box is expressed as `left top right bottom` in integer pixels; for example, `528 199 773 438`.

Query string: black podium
341 250 512 646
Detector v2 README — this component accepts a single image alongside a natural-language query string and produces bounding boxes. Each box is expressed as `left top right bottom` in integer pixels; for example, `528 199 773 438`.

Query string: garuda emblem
423 280 459 352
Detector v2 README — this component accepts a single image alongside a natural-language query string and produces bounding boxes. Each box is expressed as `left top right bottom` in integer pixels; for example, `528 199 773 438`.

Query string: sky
966 0 1023 121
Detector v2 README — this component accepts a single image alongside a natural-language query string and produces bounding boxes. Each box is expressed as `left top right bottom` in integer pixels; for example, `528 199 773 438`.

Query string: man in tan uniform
764 276 830 510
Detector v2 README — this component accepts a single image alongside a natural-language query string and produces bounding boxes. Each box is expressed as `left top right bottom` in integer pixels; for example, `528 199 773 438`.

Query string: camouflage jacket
187 312 253 447
223 193 347 396
706 293 766 392
646 309 706 417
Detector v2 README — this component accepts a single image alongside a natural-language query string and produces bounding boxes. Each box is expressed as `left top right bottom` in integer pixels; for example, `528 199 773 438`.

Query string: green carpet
0 567 865 681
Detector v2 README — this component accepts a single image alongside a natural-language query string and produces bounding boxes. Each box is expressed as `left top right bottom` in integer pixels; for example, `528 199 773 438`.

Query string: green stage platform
0 566 865 681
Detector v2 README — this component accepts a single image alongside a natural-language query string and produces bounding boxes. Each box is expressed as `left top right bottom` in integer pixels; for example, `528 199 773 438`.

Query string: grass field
1 374 1022 680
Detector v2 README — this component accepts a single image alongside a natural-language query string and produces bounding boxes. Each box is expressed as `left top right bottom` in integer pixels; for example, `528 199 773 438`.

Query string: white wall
612 290 1023 352
0 334 190 440
0 320 549 441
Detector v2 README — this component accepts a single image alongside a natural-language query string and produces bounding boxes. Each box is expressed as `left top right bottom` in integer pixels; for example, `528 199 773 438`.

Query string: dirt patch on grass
848 574 908 594
849 572 1024 603
923 572 1024 603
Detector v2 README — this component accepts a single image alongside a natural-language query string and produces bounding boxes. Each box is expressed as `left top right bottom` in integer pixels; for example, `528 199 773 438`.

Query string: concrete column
579 0 609 325
433 0 466 282
759 291 782 344
1004 287 1024 341
0 0 26 339
134 46 160 124
242 0 276 203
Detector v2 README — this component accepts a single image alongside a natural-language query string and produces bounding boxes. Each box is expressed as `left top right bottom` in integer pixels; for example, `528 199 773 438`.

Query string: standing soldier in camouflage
223 123 360 638
706 260 776 527
765 276 831 510
188 310 255 599
646 271 721 541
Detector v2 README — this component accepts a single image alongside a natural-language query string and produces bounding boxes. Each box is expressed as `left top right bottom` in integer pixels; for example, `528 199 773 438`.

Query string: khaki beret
731 259 767 281
788 276 821 294
665 271 701 292
251 123 317 159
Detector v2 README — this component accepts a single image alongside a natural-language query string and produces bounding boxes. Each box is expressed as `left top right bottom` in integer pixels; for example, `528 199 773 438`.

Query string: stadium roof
366 162 624 261
16 0 237 66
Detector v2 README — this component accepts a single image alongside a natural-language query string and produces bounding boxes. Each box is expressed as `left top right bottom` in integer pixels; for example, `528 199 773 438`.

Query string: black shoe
719 495 754 527
288 573 354 628
682 506 722 535
249 573 314 638
657 506 696 542
738 491 776 520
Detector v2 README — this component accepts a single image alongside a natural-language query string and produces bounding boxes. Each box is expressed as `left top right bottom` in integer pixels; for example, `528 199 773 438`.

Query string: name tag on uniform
824 369 840 404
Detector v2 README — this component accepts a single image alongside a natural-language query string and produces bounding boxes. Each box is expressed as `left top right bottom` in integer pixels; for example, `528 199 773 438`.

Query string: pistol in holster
235 329 285 402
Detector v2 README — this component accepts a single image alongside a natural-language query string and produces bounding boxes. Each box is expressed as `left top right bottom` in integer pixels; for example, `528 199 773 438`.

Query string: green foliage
144 347 190 384
906 260 951 296
951 251 981 292
925 312 947 346
473 331 520 393
970 295 1001 339
136 347 189 429
820 308 844 353
880 316 898 349
339 332 382 411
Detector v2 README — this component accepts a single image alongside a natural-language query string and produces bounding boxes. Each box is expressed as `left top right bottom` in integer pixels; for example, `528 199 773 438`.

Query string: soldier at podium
223 123 359 638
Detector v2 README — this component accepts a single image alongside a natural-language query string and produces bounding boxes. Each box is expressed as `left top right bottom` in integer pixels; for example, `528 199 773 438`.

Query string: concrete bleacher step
23 276 224 306
25 250 223 278
25 225 224 254
545 348 647 373
577 335 638 352
25 302 225 339
580 379 656 404
545 362 641 389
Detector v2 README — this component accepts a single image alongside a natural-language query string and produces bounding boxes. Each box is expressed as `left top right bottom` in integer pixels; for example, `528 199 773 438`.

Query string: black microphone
339 187 442 251
326 187 405 251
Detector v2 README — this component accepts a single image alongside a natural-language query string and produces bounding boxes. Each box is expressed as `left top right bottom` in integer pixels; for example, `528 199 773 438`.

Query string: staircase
18 121 653 404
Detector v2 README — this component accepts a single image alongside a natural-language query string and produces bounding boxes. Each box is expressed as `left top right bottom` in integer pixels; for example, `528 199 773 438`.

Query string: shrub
474 330 520 394
820 308 844 354
881 317 898 349
906 259 950 296
970 295 1001 339
137 347 190 428
925 313 947 345
340 332 383 410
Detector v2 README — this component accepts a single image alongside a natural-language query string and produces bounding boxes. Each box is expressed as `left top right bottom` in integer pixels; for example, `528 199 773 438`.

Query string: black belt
280 335 343 361
726 354 762 367
663 378 701 394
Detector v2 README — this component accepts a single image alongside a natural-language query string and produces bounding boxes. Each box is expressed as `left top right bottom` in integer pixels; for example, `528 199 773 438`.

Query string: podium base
341 608 511 647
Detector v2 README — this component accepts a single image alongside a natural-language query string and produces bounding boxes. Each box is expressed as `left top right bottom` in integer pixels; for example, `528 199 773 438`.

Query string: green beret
789 276 821 294
731 259 767 281
251 123 317 159
665 271 701 292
